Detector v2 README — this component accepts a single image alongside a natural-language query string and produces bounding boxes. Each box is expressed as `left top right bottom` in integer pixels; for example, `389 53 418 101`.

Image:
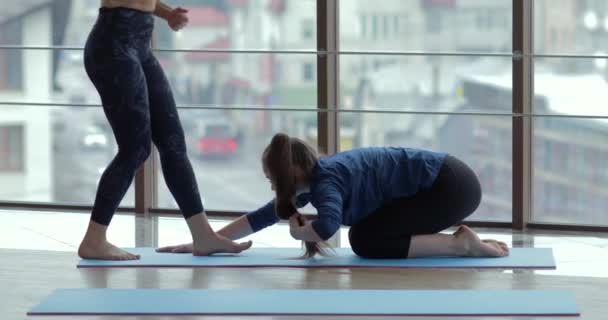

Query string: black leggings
348 155 481 259
84 8 203 225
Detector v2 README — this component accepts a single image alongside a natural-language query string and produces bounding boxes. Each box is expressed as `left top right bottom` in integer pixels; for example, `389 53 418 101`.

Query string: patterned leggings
84 7 203 225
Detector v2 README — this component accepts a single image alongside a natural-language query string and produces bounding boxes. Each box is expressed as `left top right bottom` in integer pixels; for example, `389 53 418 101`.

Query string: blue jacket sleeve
246 194 312 233
245 200 279 233
310 182 343 241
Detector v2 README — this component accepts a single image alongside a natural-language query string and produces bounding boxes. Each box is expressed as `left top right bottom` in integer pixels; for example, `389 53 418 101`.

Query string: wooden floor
2 249 606 320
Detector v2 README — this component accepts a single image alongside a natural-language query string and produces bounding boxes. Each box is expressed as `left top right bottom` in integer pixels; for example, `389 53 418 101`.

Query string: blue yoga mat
77 247 556 269
28 288 579 317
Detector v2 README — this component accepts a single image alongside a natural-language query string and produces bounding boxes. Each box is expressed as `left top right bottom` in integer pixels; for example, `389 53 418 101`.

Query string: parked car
196 118 240 159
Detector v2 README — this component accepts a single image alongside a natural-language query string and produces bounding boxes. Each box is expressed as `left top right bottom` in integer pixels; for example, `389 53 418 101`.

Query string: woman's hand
289 214 324 242
192 233 253 256
156 235 253 255
167 7 189 31
289 214 306 240
156 243 193 253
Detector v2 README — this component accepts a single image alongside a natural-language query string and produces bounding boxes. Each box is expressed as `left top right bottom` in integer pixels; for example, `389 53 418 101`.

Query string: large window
157 109 317 212
160 0 316 50
340 0 513 222
2 0 608 230
340 113 512 222
50 106 135 206
341 0 511 52
0 2 131 205
153 1 316 213
534 118 608 225
532 0 608 226
531 72 608 225
534 0 604 55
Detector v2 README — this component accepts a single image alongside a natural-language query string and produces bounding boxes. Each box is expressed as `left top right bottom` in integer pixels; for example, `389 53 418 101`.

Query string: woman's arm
153 1 173 20
303 181 343 241
154 1 189 31
217 215 254 241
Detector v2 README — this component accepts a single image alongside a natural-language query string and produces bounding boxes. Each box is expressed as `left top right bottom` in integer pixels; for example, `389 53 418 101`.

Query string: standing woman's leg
141 53 203 218
140 53 209 242
348 155 508 259
140 48 252 255
78 8 155 260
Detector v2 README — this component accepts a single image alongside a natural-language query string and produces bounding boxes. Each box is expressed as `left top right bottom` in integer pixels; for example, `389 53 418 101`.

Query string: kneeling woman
159 133 508 258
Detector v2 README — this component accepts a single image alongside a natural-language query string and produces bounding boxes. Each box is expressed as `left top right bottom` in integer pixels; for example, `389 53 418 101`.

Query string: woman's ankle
82 220 109 244
186 212 215 242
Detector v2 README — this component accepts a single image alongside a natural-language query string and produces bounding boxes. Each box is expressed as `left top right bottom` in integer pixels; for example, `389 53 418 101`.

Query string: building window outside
302 63 314 82
427 9 442 34
0 19 23 91
383 15 390 39
302 19 314 40
360 15 367 37
0 125 25 172
371 15 379 40
393 15 400 36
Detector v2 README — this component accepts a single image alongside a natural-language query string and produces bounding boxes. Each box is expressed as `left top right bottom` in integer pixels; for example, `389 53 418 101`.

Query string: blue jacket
246 147 447 240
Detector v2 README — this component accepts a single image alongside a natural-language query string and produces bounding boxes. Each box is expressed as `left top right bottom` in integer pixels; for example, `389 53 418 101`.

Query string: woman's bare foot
454 225 509 257
78 240 140 260
156 243 193 254
78 220 140 260
185 213 253 256
483 239 509 254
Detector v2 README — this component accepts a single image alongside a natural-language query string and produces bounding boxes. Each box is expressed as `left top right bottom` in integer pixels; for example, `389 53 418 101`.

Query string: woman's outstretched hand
193 234 253 256
156 243 193 254
156 235 252 256
168 7 189 31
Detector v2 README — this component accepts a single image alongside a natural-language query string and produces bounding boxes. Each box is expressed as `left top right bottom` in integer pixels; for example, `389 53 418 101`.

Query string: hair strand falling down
262 133 332 258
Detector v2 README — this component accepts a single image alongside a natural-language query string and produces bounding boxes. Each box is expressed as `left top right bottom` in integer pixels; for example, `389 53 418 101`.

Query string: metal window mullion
317 0 339 155
317 0 341 247
512 0 533 230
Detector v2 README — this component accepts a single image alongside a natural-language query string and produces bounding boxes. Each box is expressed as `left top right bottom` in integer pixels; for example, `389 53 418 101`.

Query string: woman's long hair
262 133 330 258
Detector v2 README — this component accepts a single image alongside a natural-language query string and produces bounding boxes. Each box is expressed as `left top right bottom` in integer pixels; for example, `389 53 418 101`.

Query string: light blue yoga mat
77 247 556 269
28 288 579 317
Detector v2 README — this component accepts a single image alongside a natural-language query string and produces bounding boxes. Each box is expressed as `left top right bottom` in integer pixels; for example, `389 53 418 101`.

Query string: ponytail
265 133 297 219
263 133 330 258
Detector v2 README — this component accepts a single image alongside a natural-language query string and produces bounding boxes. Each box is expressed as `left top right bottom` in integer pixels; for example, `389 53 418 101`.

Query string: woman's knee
348 227 408 259
155 133 187 158
468 174 482 213
348 227 367 256
117 141 152 168
445 156 482 215
138 143 152 164
460 160 482 215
